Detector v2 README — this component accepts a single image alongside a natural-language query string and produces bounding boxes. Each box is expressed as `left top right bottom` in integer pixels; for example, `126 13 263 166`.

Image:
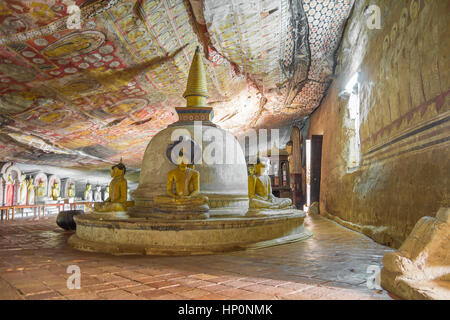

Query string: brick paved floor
0 214 397 300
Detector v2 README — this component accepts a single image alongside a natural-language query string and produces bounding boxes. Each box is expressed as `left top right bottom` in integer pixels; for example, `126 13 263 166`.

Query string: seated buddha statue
154 154 209 213
68 183 76 199
94 159 132 212
248 157 293 210
36 181 47 197
51 182 60 200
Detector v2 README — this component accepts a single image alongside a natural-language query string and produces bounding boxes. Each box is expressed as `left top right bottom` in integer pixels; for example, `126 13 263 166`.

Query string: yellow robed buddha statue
37 181 46 197
51 182 60 200
249 157 293 210
94 159 132 212
154 152 209 215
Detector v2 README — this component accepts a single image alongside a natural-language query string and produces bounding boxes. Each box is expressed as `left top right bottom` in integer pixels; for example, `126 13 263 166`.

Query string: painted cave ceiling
0 0 354 169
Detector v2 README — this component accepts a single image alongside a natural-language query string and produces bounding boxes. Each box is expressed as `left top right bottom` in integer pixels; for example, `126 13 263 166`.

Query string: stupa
68 47 312 255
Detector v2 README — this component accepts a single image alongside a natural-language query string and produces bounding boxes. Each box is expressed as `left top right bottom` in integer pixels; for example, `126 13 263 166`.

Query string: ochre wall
308 0 450 248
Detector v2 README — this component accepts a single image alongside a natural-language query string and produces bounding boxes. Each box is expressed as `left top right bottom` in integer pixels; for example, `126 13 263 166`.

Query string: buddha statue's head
248 165 255 175
54 182 59 189
39 181 44 187
255 157 270 176
167 136 201 168
7 174 12 182
111 159 126 178
86 184 92 191
176 152 190 172
286 141 293 155
28 178 33 186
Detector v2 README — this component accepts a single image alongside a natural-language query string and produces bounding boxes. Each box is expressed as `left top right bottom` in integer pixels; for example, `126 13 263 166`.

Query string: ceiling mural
0 0 354 169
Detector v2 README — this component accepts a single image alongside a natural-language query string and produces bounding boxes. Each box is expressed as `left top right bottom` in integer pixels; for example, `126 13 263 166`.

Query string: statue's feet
249 197 293 210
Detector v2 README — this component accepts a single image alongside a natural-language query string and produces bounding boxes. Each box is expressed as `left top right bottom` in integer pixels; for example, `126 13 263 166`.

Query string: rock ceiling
0 0 354 169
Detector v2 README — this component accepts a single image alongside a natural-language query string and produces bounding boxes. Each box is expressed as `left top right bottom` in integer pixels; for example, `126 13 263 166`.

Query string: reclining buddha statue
94 159 133 212
248 157 293 210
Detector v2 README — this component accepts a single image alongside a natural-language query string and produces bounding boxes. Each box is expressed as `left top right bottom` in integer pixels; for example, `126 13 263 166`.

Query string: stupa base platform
68 210 312 256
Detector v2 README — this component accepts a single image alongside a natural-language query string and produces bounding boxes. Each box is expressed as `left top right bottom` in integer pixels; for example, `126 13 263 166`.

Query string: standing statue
27 178 35 205
286 140 303 208
94 159 131 212
18 174 28 205
248 157 292 209
51 182 60 200
84 184 93 201
5 174 14 206
93 185 102 202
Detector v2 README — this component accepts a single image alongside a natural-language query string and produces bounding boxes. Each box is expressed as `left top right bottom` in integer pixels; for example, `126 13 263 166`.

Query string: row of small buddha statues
83 184 114 203
1 175 68 206
4 176 77 206
1 173 117 207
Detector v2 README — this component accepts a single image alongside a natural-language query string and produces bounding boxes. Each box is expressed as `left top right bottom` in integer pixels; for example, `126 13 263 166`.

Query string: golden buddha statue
154 153 209 214
36 181 46 197
94 159 132 212
51 182 60 200
249 157 293 210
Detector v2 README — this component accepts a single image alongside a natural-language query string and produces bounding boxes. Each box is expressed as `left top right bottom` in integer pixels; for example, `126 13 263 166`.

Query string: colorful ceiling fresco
0 0 354 169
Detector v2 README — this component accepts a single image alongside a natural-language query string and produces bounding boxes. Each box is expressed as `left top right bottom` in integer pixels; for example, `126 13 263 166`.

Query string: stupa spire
183 46 209 107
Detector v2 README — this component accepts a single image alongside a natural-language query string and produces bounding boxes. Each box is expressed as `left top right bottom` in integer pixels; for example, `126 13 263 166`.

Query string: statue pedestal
246 206 300 217
68 208 312 256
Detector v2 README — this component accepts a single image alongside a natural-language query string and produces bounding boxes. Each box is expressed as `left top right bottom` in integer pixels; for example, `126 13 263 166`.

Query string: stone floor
0 213 397 300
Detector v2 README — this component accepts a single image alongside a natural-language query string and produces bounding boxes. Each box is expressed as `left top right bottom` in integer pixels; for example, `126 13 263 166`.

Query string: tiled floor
0 213 397 300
